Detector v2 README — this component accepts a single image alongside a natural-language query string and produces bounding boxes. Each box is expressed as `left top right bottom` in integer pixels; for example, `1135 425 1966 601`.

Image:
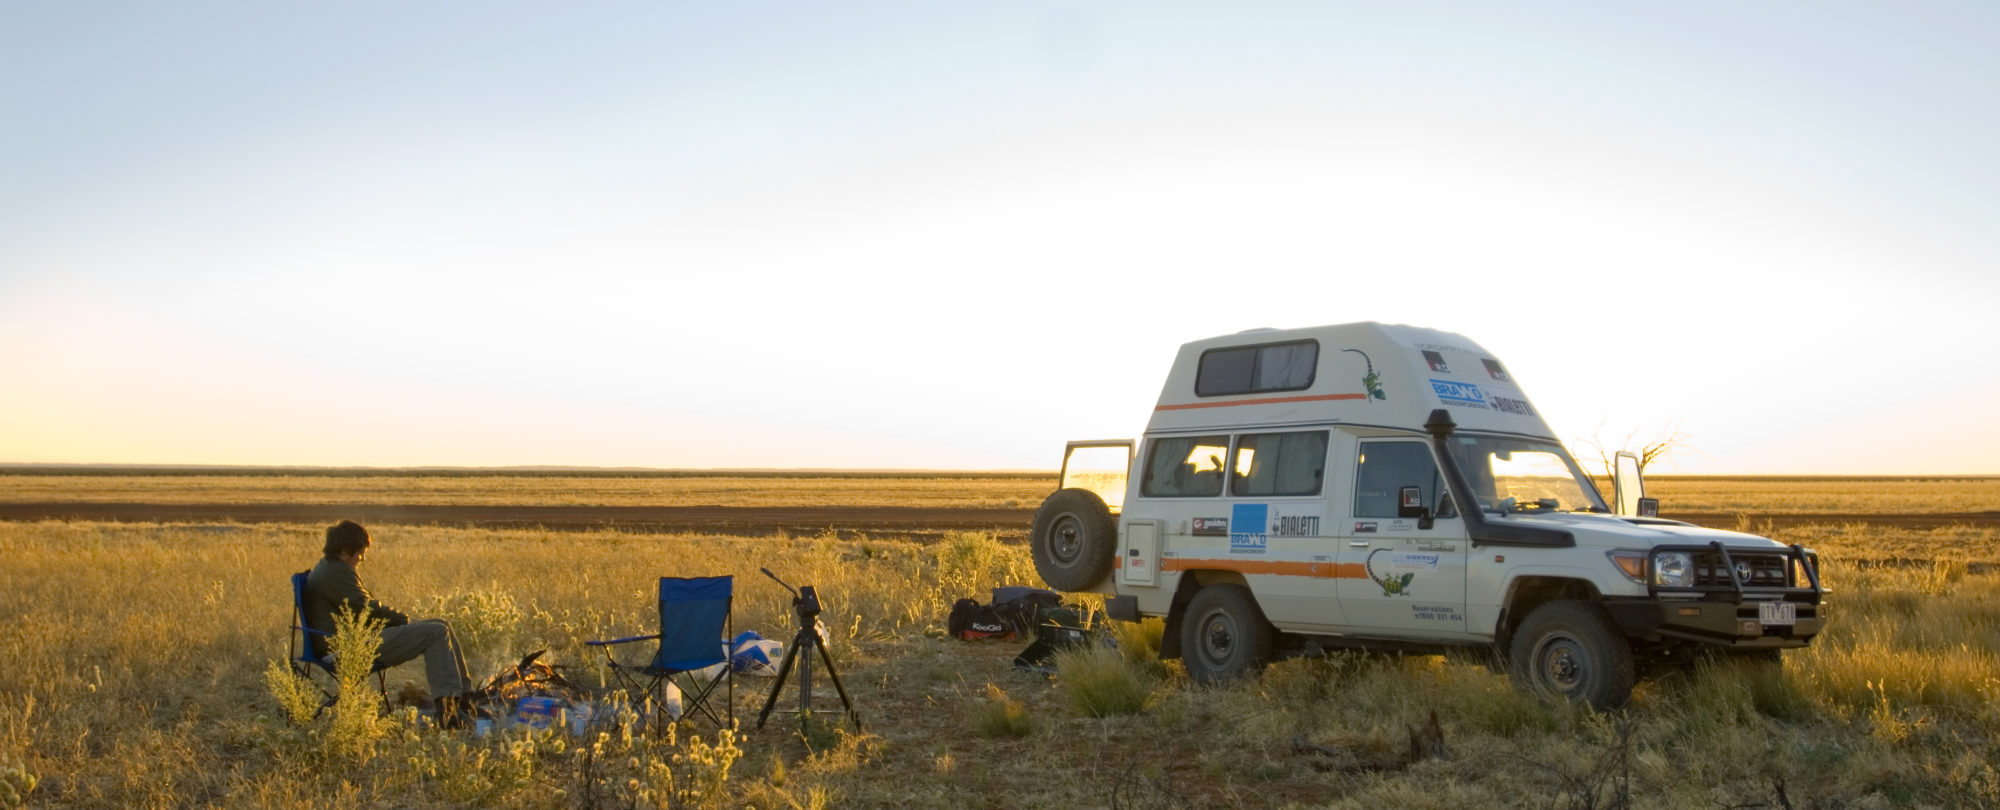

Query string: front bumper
1603 597 1827 648
1602 540 1828 648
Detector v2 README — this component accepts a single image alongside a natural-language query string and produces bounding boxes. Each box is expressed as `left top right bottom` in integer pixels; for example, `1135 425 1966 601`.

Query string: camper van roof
1146 321 1556 439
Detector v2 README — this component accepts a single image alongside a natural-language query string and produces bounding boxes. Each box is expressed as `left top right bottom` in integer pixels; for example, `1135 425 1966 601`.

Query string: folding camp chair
586 575 734 730
287 571 388 717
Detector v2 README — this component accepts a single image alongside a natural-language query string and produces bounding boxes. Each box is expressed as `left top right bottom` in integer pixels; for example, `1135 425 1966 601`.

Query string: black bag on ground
989 586 1063 635
947 598 1016 640
1011 607 1099 674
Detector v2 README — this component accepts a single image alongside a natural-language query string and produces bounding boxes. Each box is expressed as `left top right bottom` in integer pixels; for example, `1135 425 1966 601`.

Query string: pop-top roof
1145 321 1555 439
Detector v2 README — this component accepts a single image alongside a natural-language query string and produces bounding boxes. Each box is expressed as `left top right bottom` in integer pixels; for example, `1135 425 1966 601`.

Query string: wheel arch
1157 569 1251 661
1496 575 1604 650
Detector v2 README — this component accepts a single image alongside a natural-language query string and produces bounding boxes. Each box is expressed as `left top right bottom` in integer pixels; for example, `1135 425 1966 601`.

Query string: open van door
1059 440 1133 513
1612 451 1658 517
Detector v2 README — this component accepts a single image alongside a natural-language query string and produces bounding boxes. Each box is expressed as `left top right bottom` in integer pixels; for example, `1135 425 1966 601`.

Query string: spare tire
1030 488 1117 592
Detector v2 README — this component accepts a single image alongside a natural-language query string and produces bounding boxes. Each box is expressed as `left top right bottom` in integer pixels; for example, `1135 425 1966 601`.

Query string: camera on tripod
793 585 821 620
757 569 859 731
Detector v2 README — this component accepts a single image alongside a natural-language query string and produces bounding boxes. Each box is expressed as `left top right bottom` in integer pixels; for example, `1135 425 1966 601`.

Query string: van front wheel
1181 584 1274 684
1508 600 1635 710
1030 488 1116 592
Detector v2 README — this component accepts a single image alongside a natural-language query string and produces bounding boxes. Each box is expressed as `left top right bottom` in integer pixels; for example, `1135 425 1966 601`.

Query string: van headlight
1653 551 1694 587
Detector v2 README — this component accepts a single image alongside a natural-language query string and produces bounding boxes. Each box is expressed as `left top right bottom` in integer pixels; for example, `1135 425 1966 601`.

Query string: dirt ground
0 501 1991 539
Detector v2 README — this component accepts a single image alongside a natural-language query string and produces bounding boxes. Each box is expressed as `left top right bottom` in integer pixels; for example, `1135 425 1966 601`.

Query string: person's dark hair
324 520 371 559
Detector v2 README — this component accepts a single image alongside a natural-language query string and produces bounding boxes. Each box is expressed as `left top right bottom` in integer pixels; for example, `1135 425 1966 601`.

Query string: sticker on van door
1365 548 1428 596
1229 504 1267 554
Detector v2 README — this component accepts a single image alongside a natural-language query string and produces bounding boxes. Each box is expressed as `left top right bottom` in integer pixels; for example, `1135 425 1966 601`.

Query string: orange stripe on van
1159 557 1367 579
1154 392 1367 411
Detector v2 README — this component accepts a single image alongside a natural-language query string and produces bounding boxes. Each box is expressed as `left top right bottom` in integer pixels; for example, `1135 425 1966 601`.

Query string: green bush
262 658 321 728
325 606 388 762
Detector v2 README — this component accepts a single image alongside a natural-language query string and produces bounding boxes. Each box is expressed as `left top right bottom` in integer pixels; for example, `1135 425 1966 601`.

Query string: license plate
1758 602 1797 626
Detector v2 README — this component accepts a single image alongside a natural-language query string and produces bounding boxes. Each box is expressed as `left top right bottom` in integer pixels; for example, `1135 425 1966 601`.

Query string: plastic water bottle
662 681 684 720
474 717 493 737
569 701 593 736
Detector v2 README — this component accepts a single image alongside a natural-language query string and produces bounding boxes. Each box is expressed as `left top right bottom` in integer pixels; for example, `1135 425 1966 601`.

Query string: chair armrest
294 625 330 637
585 634 662 647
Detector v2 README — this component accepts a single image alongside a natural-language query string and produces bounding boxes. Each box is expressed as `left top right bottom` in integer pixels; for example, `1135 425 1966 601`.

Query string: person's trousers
377 618 473 698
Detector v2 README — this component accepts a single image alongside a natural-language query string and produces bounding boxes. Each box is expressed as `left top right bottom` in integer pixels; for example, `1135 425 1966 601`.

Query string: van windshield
1444 435 1608 514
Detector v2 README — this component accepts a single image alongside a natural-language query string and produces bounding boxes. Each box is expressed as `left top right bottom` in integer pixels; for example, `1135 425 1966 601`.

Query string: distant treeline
0 465 1055 480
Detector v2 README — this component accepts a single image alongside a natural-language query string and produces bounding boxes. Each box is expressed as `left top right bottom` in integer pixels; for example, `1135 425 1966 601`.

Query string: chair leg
677 670 732 728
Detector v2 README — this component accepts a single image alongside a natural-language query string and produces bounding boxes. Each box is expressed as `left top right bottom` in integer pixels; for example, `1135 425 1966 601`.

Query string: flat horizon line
0 462 1994 480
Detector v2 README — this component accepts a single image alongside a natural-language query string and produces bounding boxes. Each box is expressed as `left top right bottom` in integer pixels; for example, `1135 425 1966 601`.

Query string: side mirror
1637 497 1659 518
1613 451 1645 516
1397 486 1436 530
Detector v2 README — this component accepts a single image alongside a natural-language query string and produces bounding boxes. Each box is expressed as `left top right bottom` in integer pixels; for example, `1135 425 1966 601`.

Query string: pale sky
3 2 1996 474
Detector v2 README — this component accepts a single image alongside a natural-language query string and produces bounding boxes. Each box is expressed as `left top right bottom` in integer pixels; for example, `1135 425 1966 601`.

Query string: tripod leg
755 630 806 729
810 628 861 730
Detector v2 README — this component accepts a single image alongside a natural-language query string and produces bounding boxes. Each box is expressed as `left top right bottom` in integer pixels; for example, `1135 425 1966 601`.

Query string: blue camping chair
586 575 734 729
288 571 388 717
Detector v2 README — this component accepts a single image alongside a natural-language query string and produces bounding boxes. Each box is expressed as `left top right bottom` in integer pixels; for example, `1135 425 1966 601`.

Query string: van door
1224 430 1346 631
1335 439 1468 634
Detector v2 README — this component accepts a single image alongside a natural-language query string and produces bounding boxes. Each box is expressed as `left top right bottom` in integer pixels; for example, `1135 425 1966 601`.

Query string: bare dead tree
1570 421 1701 483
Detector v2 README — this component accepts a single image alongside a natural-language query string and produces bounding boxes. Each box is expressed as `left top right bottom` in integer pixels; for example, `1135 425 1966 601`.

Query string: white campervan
1032 322 1826 708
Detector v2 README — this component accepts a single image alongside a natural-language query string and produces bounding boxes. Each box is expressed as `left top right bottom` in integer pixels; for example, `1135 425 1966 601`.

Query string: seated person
305 520 476 726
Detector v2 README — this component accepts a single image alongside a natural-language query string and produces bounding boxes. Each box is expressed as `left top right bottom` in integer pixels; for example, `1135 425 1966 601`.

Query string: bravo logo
1429 378 1487 408
1230 503 1268 554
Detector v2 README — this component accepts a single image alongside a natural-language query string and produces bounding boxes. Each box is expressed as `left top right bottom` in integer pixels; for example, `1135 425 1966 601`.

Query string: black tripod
755 568 860 731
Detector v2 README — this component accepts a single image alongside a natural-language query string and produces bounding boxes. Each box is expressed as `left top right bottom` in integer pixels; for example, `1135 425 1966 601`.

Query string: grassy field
0 472 1052 509
1 475 1998 808
1642 476 2000 515
2 472 1994 516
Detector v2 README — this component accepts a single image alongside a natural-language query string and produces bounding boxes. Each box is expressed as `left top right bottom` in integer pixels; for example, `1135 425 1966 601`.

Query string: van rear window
1195 340 1317 396
1231 431 1328 497
1141 435 1230 497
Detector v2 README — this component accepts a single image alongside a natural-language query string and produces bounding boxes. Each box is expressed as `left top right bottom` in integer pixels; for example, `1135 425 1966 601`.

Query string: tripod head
761 567 822 622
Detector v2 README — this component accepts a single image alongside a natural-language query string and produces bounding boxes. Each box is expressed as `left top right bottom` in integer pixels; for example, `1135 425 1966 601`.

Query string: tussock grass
971 684 1034 737
1054 645 1158 717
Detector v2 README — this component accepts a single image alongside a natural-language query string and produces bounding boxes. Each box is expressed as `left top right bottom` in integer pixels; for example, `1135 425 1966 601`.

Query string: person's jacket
303 556 410 658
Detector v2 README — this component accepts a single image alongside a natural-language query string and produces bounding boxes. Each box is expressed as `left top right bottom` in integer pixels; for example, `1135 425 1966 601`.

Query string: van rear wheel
1181 584 1274 684
1030 488 1116 592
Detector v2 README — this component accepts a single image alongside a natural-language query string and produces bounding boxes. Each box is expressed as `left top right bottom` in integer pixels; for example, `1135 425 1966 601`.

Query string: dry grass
10 472 1995 516
1 476 1998 807
1645 475 2000 514
0 473 1054 509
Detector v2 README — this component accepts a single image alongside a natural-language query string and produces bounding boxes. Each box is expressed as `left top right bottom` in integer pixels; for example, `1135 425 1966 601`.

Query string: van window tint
1141 435 1230 497
1195 340 1317 396
1354 441 1442 517
1231 431 1328 497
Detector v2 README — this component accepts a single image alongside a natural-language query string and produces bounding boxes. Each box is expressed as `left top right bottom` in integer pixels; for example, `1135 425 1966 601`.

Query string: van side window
1140 435 1230 497
1195 340 1318 396
1231 431 1328 497
1354 441 1442 517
